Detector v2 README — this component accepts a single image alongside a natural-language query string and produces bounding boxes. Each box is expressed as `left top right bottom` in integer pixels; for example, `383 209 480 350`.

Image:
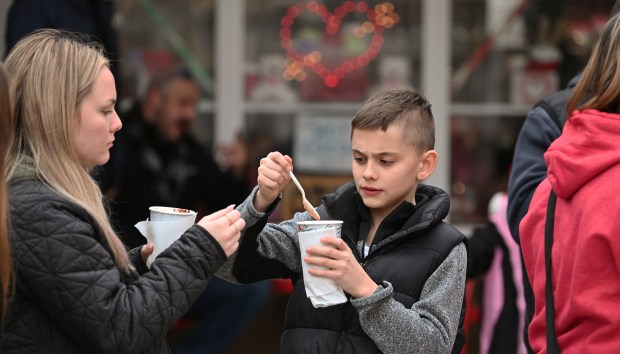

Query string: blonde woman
0 64 12 324
1 29 245 353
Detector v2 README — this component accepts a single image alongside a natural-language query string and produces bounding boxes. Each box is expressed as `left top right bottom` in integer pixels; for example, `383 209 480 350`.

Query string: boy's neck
365 193 419 246
366 211 389 246
366 224 379 246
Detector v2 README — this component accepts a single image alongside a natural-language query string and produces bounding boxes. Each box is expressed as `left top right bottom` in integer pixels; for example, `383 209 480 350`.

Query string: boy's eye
103 109 114 116
380 159 393 165
353 156 365 163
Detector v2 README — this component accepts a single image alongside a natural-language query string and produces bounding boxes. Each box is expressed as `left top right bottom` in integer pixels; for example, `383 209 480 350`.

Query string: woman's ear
417 150 438 181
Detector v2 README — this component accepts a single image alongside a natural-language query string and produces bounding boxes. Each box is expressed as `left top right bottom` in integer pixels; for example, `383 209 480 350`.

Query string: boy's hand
197 205 245 257
304 237 379 299
254 151 293 212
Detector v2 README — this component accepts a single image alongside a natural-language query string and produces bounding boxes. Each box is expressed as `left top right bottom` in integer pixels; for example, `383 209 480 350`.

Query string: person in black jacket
217 89 469 353
1 29 245 354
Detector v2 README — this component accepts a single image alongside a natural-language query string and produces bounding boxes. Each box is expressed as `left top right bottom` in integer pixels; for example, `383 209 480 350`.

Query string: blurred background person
98 66 250 245
97 66 269 354
465 147 525 354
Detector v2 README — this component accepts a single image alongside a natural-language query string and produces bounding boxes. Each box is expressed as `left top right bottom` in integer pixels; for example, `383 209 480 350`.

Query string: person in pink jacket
520 12 620 354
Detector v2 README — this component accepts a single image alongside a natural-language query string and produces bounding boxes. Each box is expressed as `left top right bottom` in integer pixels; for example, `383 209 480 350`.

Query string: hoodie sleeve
216 186 314 283
351 242 467 354
507 106 562 242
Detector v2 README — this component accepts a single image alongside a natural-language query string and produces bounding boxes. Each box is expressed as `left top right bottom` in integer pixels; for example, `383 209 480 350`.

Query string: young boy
217 89 468 353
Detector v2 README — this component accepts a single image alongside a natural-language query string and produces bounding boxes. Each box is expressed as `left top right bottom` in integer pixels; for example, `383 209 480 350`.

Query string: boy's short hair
351 89 435 152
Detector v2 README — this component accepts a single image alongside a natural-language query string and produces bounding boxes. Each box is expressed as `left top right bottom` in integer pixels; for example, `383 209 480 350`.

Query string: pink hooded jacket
520 109 620 353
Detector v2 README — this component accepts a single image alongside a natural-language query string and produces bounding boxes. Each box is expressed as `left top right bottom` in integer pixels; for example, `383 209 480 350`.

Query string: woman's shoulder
9 179 64 208
8 179 92 229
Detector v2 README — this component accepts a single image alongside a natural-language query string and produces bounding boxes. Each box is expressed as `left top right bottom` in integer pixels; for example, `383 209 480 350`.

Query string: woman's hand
140 243 154 264
197 205 245 257
305 237 379 299
254 151 293 212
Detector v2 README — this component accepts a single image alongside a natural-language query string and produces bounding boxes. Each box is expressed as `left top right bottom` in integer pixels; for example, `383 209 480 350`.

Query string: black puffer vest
280 183 467 353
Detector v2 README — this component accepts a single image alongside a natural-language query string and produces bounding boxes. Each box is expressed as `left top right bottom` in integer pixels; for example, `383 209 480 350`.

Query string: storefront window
114 0 216 146
112 0 618 225
245 0 421 104
115 0 215 101
449 0 616 224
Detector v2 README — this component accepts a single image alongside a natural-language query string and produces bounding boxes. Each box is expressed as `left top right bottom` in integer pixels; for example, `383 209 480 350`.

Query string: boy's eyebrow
352 149 400 157
104 98 117 106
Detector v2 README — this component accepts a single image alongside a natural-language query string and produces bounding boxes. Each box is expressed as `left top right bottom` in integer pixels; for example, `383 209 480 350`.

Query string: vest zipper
334 330 346 353
333 234 365 353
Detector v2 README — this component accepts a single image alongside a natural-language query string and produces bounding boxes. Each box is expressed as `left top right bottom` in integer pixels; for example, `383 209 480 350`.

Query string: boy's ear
417 150 438 181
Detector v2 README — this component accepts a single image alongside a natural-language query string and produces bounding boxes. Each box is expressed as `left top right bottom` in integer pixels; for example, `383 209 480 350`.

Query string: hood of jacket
545 109 620 199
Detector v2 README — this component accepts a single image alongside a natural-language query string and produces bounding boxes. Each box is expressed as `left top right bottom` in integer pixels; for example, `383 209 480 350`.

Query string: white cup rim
297 220 343 225
149 206 197 215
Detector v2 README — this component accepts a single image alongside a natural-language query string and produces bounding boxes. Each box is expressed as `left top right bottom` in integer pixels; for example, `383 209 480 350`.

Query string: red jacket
520 109 620 354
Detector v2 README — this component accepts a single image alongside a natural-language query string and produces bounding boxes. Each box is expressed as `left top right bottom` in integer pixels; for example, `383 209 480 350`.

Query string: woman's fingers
203 204 235 221
197 208 244 257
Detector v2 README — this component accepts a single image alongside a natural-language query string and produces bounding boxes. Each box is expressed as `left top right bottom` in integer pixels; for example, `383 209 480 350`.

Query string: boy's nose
362 162 378 180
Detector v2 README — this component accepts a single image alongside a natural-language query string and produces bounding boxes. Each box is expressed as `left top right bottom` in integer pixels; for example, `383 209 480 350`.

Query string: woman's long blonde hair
4 29 130 272
0 63 13 318
568 13 620 114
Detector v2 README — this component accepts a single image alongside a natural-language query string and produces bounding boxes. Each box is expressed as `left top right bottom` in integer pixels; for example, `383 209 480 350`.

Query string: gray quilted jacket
1 173 227 353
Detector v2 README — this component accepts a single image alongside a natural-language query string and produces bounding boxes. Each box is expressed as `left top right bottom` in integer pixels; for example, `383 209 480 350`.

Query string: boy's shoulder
416 221 466 259
428 221 465 241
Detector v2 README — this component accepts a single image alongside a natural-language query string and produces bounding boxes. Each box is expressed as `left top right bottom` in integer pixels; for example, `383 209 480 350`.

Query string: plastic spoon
289 171 321 220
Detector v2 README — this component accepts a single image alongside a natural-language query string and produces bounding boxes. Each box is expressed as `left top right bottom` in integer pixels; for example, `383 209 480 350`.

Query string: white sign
293 115 352 173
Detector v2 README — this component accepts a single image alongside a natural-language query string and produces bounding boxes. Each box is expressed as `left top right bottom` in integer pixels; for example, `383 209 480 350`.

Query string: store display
249 54 298 102
367 54 412 97
280 1 399 88
509 45 561 105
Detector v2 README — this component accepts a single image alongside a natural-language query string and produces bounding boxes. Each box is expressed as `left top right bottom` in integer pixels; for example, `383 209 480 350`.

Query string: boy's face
351 124 436 221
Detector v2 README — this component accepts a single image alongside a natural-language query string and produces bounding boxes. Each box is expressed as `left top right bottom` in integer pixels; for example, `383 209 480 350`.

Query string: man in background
99 66 269 354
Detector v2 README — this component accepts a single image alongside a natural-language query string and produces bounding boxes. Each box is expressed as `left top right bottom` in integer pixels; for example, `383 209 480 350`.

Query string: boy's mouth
361 186 381 195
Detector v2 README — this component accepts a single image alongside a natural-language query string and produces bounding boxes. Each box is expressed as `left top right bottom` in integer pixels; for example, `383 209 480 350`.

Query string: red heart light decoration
280 1 398 88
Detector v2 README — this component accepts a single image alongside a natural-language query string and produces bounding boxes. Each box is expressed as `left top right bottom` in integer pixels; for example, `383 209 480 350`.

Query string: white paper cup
149 206 197 222
297 220 343 236
297 220 348 308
